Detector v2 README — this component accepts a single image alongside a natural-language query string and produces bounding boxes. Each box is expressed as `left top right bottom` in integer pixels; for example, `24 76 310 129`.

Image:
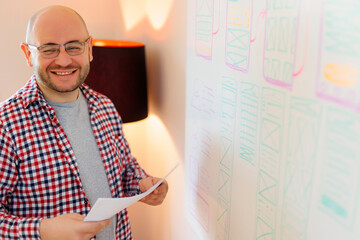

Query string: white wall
0 1 195 239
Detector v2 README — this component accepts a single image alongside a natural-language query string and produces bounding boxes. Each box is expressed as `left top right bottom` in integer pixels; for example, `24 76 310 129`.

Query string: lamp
85 39 148 123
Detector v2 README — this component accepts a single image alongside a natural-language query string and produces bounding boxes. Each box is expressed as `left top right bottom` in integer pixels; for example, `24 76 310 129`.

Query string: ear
88 36 93 62
20 43 33 67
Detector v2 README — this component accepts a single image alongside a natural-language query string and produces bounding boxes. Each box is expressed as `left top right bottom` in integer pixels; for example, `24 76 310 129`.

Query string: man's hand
139 177 169 206
40 213 111 240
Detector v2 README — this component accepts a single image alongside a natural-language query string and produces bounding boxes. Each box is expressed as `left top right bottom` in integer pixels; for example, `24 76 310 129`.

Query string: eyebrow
41 40 81 46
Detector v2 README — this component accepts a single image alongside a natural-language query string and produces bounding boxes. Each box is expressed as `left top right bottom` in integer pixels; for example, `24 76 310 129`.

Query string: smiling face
21 6 93 102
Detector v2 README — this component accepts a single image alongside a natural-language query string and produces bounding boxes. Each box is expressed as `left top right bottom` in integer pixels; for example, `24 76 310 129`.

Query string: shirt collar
22 75 47 109
22 75 100 110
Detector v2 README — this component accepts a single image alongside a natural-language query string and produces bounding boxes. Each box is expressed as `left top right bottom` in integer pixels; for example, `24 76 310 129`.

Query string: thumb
140 177 154 192
90 219 112 235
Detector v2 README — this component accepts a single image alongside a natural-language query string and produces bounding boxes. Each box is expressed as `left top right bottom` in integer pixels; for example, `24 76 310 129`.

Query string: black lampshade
85 39 148 123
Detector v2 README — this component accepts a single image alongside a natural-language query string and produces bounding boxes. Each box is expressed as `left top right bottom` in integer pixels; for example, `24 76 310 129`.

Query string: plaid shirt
0 76 148 239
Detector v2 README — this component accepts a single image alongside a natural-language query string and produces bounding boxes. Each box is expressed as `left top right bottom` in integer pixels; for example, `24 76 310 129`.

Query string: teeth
55 71 73 75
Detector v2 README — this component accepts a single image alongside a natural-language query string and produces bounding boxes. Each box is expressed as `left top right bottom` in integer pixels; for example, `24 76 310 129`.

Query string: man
0 5 168 240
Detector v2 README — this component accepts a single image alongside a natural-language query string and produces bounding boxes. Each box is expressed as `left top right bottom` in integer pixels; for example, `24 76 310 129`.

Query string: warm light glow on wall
123 113 179 176
118 0 146 30
146 0 173 30
119 0 173 30
124 113 184 240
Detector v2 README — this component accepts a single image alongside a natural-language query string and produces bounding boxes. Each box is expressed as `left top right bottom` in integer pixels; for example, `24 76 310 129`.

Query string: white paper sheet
84 162 179 222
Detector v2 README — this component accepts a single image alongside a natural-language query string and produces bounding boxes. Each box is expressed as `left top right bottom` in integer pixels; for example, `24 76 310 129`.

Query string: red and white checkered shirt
0 76 148 239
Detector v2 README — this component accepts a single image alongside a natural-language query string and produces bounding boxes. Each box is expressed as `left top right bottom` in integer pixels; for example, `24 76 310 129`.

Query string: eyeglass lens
39 42 85 58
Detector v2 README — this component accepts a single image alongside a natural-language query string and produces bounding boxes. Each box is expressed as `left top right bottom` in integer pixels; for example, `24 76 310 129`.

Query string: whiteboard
184 0 360 239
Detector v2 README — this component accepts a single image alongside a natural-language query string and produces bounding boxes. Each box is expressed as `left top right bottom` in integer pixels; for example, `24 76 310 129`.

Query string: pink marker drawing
250 8 267 43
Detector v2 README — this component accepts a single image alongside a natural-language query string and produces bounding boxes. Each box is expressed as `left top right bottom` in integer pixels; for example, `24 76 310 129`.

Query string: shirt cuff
18 217 42 240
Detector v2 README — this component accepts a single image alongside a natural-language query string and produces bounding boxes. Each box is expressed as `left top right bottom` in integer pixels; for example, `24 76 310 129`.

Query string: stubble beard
35 63 90 93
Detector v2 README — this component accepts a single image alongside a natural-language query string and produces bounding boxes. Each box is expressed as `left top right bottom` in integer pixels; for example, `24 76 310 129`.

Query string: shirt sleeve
0 125 42 239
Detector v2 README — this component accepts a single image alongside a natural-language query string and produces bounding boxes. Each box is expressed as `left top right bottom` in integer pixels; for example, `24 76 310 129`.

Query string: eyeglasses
27 37 90 59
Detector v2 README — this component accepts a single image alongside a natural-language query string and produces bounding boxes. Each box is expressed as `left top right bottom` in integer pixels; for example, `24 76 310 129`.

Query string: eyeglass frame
26 37 91 59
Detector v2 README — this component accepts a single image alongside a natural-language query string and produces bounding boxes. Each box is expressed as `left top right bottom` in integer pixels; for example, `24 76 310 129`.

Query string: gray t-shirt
47 92 116 239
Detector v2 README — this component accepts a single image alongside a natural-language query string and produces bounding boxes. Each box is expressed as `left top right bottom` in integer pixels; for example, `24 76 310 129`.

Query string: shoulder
0 77 43 128
81 83 114 106
80 84 121 119
0 89 26 122
80 84 124 131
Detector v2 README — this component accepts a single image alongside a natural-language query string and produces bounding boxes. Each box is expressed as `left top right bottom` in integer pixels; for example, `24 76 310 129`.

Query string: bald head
25 5 89 44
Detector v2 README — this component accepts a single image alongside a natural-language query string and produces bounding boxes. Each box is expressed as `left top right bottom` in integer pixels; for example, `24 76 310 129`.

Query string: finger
98 219 111 229
83 219 111 237
147 190 166 201
152 177 161 184
150 178 158 193
140 177 155 192
153 186 162 194
155 181 168 194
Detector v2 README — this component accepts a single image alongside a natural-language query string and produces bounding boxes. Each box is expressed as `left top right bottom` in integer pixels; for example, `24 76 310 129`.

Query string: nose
54 46 72 66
